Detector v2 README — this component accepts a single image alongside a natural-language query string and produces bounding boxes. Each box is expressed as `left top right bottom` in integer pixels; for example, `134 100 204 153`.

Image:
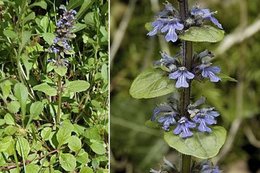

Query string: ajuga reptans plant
0 1 108 171
130 1 229 173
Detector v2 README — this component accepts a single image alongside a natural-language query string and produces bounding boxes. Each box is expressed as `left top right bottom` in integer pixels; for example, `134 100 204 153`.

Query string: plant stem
178 0 193 172
56 75 62 124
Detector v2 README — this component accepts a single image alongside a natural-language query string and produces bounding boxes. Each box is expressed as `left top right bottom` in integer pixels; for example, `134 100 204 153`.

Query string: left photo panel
0 0 108 172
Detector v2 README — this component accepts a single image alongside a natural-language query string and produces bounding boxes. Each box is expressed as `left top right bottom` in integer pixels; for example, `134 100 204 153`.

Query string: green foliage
130 68 175 99
0 0 108 172
164 126 227 159
179 25 225 42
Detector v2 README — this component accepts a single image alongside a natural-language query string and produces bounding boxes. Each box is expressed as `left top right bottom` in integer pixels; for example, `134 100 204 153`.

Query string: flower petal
210 16 223 29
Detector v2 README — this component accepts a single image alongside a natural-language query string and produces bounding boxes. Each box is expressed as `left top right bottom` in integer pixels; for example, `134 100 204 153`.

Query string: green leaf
54 66 67 76
4 126 18 135
41 127 52 140
80 167 93 173
76 0 93 19
101 64 108 82
76 149 89 164
57 121 74 146
33 83 57 96
72 23 87 33
130 68 175 99
24 12 35 24
26 164 40 173
68 136 82 152
164 126 226 159
0 119 5 126
30 101 44 120
0 136 13 152
29 1 47 9
219 73 237 82
16 137 30 159
66 80 90 93
59 153 76 171
14 83 28 116
67 0 84 9
0 80 12 99
4 113 15 125
6 101 20 114
20 31 31 50
3 30 17 39
42 33 55 45
90 140 106 155
179 25 224 43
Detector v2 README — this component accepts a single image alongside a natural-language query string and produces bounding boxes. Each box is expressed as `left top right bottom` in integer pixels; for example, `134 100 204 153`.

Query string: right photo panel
110 0 260 173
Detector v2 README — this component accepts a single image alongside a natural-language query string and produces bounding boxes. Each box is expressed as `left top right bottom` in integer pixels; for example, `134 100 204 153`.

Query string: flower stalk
178 0 193 172
56 75 62 124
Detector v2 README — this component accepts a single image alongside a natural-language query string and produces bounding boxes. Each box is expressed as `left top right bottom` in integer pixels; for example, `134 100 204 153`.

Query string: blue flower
154 52 177 71
161 19 184 42
169 67 195 88
147 2 184 43
201 161 221 173
191 7 223 29
192 108 219 133
148 19 165 36
152 104 177 131
173 117 196 138
198 64 221 82
158 115 176 131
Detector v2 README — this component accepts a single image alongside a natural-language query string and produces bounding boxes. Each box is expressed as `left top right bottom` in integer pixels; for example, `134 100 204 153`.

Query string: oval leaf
57 121 74 146
66 80 90 93
16 137 30 159
130 68 175 99
164 126 226 159
90 140 106 155
179 25 224 43
68 136 82 152
54 66 67 76
14 83 28 116
33 83 57 96
30 101 44 120
59 153 76 171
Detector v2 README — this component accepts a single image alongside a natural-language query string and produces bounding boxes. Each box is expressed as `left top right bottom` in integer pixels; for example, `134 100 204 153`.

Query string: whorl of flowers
152 97 219 139
148 3 223 43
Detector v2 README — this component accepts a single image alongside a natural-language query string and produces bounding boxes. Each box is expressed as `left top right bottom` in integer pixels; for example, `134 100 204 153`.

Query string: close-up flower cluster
148 3 223 43
152 98 219 138
155 50 221 88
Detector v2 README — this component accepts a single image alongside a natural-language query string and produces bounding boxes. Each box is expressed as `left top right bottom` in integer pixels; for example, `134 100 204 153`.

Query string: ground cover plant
0 0 108 172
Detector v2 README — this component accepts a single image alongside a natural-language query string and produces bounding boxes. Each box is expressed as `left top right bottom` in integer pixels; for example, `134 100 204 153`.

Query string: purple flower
161 19 184 42
191 7 223 29
152 104 177 131
173 117 196 138
201 161 221 173
148 19 165 36
198 64 221 82
158 115 176 131
192 108 219 133
169 67 195 88
154 52 177 71
147 2 184 42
